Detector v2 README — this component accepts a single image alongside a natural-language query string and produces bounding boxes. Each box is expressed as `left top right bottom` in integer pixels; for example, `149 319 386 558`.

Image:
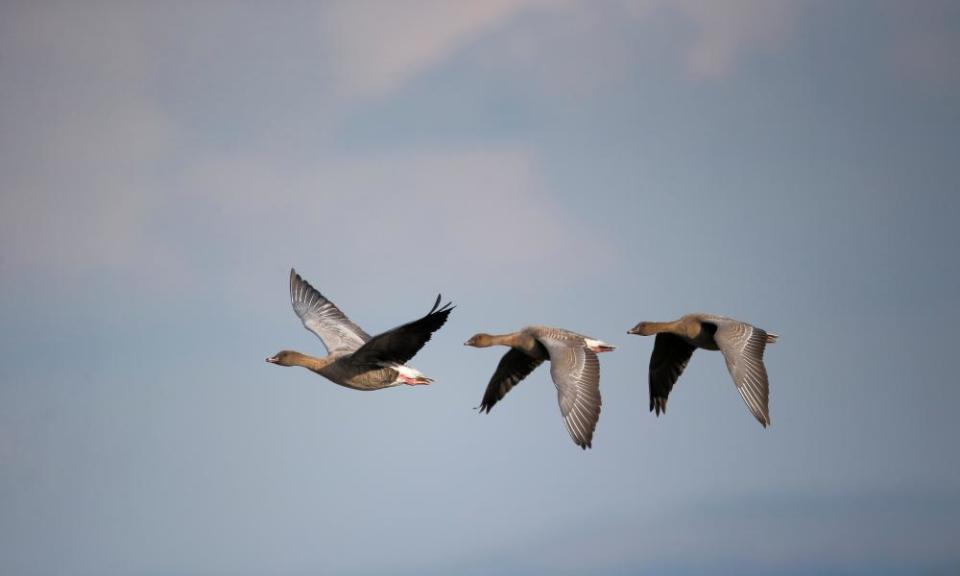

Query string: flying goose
627 314 778 427
465 326 616 449
266 269 453 390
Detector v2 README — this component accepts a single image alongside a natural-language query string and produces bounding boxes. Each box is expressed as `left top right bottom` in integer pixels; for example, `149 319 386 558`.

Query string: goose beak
265 356 278 363
627 327 639 335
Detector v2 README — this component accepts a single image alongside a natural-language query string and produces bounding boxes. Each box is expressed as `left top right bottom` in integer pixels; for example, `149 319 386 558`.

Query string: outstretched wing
710 318 772 427
536 334 602 449
289 269 370 354
478 348 545 413
648 333 697 416
348 295 454 367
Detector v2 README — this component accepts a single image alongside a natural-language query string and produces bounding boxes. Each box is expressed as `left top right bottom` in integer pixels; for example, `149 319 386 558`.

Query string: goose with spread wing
465 326 615 449
628 314 778 427
266 269 453 390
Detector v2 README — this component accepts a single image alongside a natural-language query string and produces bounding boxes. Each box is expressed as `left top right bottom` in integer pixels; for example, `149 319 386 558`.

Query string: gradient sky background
2 1 960 574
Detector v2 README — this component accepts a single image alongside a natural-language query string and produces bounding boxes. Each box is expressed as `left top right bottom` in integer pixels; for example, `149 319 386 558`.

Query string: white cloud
314 0 797 105
1 0 798 303
0 0 620 309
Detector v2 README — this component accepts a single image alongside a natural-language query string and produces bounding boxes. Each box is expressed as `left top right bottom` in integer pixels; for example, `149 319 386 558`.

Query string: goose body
628 314 778 427
266 269 453 390
465 326 615 449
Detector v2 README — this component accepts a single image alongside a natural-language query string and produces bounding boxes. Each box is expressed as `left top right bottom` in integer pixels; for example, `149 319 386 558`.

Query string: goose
627 314 778 427
465 326 615 449
266 269 453 390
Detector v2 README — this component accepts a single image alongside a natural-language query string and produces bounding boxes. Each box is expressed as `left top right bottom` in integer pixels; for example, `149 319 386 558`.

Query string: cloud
318 0 565 101
614 0 796 79
670 0 796 78
0 1 617 308
0 2 170 288
0 0 802 303
166 145 617 310
0 0 802 305
317 0 798 103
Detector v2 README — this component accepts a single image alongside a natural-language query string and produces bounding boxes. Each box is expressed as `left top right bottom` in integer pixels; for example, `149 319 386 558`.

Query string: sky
1 1 959 574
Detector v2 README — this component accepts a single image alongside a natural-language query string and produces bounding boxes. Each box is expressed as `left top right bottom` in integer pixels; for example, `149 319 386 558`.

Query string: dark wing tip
429 294 455 315
422 295 455 328
290 268 307 295
478 397 494 414
423 300 455 332
650 396 667 416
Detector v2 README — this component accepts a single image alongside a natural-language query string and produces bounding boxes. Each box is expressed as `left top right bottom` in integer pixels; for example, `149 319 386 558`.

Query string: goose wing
534 331 602 449
290 269 370 354
478 348 545 413
648 333 697 416
348 295 454 367
708 318 773 427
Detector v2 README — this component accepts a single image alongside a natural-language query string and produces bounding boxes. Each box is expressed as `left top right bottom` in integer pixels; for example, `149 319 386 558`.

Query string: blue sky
1 1 959 574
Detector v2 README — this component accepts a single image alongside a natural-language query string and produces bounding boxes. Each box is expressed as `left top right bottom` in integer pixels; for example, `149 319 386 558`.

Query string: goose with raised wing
627 314 778 427
465 326 615 449
266 269 453 390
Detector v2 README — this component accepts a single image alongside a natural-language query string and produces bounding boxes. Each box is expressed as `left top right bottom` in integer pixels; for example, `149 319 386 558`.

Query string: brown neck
488 333 523 347
634 319 694 337
494 332 541 355
644 320 683 334
286 351 334 372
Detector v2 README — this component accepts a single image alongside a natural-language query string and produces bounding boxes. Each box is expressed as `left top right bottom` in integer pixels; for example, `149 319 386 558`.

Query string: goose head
266 350 299 366
464 333 495 348
627 322 655 336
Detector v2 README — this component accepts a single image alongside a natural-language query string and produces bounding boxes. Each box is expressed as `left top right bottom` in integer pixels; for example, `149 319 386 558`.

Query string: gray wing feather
712 319 772 427
289 269 370 354
534 330 602 449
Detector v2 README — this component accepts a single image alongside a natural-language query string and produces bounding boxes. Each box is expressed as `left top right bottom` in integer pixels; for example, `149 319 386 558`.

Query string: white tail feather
584 338 616 352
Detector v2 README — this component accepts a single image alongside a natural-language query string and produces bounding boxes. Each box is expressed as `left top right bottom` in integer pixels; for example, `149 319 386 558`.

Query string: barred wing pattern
289 269 370 354
536 333 602 449
710 318 772 427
